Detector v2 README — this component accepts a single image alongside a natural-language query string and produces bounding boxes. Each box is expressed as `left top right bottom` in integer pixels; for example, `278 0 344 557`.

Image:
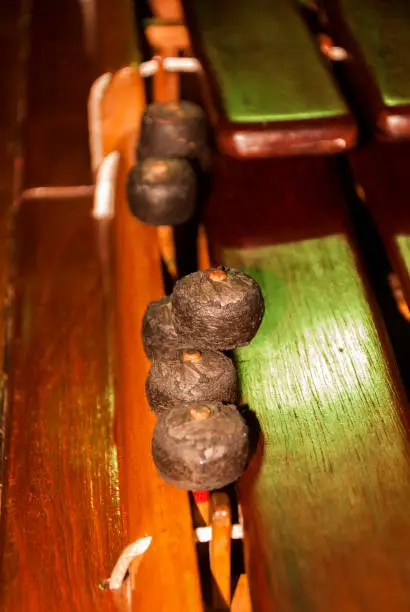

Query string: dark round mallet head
152 402 249 491
171 268 264 351
146 349 238 415
138 100 209 171
142 297 190 361
127 157 196 226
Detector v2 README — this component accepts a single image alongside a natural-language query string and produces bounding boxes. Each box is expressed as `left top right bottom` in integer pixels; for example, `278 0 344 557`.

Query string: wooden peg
231 574 252 612
149 0 183 21
197 224 211 271
148 18 182 279
145 24 190 51
210 492 232 610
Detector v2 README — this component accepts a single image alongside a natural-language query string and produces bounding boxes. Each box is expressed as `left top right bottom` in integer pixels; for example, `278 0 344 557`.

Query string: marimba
2 0 410 610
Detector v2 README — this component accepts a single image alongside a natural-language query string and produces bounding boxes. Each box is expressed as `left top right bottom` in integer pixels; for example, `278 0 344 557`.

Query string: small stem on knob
190 404 211 420
183 350 202 363
209 269 227 282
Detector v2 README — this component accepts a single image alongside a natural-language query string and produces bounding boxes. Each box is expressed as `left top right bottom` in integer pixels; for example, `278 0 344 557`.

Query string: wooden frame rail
96 66 203 610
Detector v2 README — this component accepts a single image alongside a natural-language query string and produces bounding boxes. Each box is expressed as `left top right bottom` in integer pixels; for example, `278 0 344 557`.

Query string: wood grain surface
0 199 125 611
1 2 202 610
112 158 204 612
0 2 142 609
23 0 93 188
0 0 27 510
101 68 203 611
184 0 347 122
205 154 410 610
93 0 140 74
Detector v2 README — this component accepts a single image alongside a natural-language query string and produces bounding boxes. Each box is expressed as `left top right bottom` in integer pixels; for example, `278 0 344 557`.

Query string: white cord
195 523 243 544
109 536 152 590
21 186 94 200
93 151 120 220
88 58 201 176
88 72 112 174
107 522 243 589
139 56 201 78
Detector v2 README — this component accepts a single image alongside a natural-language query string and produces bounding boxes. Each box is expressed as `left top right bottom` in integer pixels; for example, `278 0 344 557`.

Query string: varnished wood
100 68 203 610
147 16 185 108
91 5 202 606
182 0 357 158
1 4 147 610
100 69 145 170
197 225 211 271
149 0 183 22
23 0 139 191
92 0 139 73
204 156 347 252
0 198 125 611
210 492 231 610
323 0 410 140
24 0 93 187
0 0 25 508
148 19 182 280
231 574 252 612
151 55 179 279
153 57 179 102
205 155 410 610
145 24 190 51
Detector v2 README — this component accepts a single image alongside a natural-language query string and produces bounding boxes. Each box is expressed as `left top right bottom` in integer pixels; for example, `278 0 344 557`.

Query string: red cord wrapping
193 490 210 503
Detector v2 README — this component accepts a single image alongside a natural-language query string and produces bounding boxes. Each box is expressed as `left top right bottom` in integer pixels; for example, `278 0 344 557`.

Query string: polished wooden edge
218 115 358 159
0 0 22 517
1 196 126 610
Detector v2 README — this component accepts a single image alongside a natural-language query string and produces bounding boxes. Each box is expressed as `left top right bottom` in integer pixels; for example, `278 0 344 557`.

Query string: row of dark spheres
126 100 210 227
142 267 264 492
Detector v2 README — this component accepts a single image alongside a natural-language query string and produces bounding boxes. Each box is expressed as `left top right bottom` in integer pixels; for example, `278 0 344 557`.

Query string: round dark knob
142 297 187 361
139 100 209 171
152 402 249 491
146 349 238 415
171 267 264 350
127 158 196 226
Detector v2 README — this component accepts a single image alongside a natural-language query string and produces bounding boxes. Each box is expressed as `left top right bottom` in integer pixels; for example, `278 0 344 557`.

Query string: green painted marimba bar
185 1 410 609
323 0 410 140
182 0 357 158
